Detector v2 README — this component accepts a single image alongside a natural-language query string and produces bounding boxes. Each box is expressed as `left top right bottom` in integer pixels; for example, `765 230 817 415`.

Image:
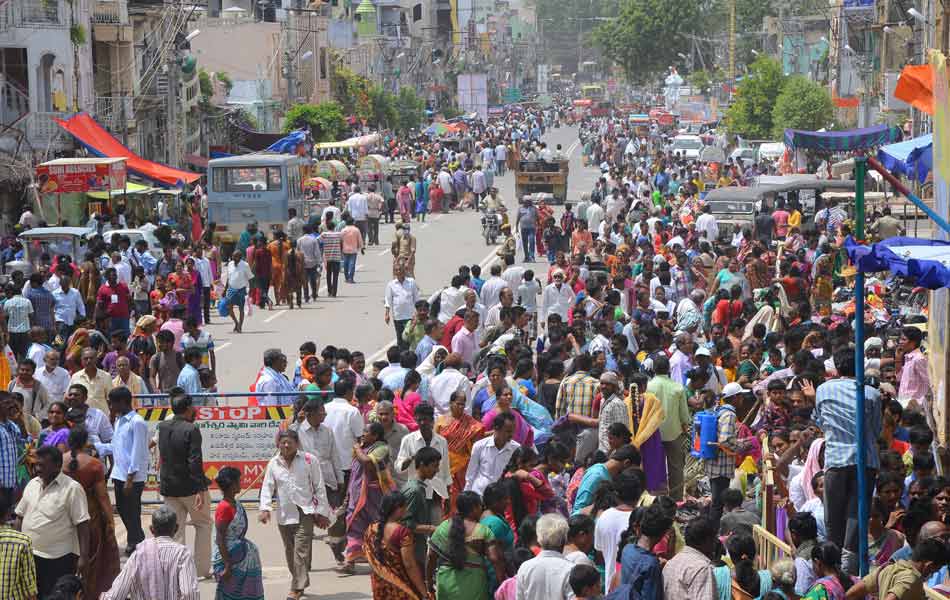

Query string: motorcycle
481 210 501 245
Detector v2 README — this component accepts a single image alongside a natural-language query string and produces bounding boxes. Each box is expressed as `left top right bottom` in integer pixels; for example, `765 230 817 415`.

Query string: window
212 166 283 192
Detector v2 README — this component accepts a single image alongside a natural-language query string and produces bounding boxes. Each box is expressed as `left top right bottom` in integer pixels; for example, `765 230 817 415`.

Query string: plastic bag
246 294 254 316
217 297 229 317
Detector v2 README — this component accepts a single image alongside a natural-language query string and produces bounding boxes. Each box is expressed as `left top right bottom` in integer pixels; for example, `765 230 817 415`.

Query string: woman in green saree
426 491 507 600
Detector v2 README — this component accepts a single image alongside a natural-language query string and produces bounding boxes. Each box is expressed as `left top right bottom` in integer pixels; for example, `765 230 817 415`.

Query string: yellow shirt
788 210 802 228
69 369 114 414
15 473 90 558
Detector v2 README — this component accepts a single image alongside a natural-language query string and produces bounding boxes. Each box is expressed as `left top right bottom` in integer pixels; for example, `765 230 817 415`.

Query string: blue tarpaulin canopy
845 236 950 289
784 125 902 151
877 134 933 184
266 130 307 153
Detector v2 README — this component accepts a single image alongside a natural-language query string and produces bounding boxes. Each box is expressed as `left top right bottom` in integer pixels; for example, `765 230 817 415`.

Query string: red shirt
97 282 131 318
440 315 465 348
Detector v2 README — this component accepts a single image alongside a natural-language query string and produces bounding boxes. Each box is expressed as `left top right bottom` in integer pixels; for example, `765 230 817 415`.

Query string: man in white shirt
346 186 369 240
464 412 519 494
695 204 719 241
495 143 507 175
515 514 575 600
384 264 421 349
37 350 70 403
192 246 215 323
224 251 253 333
501 258 525 293
480 144 494 168
586 200 604 239
323 379 364 479
258 429 331 596
395 403 451 510
437 276 466 324
479 263 508 309
542 269 574 322
428 354 473 417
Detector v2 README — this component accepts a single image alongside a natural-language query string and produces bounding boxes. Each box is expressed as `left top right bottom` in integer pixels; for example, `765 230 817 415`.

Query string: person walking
15 444 90 599
70 347 113 414
385 264 421 350
223 250 252 333
62 425 121 598
516 197 539 262
320 222 344 297
101 506 200 600
341 216 364 284
646 355 691 501
213 466 265 600
96 267 132 337
366 184 385 246
259 429 331 600
296 225 323 302
346 184 369 241
157 392 213 578
0 488 37 600
99 387 149 556
3 284 32 361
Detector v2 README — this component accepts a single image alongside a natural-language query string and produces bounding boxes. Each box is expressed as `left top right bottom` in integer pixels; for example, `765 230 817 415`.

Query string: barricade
752 525 792 571
133 390 331 500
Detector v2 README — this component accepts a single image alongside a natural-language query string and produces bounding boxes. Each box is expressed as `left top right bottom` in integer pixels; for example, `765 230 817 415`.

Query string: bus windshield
212 166 283 192
582 85 604 100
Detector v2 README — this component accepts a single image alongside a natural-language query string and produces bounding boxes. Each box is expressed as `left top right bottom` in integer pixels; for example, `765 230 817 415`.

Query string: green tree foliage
331 66 373 122
394 87 426 133
593 0 701 82
198 69 214 99
217 71 234 95
535 0 620 71
368 85 398 130
725 56 785 139
283 102 346 141
688 70 712 94
771 76 834 137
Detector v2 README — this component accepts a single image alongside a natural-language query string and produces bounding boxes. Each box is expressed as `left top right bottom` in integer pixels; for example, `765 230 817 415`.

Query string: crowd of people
0 100 946 600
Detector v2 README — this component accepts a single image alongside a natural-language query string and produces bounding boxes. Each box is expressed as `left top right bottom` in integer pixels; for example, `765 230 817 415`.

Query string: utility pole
728 0 736 88
166 53 179 168
284 14 297 108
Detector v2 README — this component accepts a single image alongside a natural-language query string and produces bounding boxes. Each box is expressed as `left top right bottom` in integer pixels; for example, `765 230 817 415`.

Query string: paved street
111 124 601 599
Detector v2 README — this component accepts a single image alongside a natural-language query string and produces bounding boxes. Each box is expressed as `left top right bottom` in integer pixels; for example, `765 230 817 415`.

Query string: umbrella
424 122 451 136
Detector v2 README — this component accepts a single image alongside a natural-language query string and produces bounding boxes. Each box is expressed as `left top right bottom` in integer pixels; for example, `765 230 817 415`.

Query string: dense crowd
0 103 945 600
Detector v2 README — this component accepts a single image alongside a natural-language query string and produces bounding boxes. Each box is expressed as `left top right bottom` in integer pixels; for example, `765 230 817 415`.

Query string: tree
368 85 397 130
771 76 834 137
688 70 712 95
198 69 214 99
725 56 785 139
593 0 701 82
283 102 346 141
331 66 372 122
394 87 425 133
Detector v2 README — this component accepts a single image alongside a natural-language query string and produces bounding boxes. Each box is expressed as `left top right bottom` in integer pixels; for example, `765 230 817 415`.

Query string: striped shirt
815 378 882 470
0 421 20 488
0 527 37 600
101 536 199 600
2 296 32 334
320 231 343 262
703 405 737 479
555 371 599 419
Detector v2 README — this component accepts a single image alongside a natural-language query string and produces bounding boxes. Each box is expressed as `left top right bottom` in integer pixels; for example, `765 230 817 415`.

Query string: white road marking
216 342 232 352
264 310 287 323
378 248 390 256
567 139 580 157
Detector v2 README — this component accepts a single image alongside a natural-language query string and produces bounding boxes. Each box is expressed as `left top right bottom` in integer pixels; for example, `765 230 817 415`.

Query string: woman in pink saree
342 421 396 573
480 384 533 447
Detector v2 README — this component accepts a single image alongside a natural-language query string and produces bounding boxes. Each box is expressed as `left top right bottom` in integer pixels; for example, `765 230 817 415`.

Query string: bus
207 153 306 250
581 84 605 101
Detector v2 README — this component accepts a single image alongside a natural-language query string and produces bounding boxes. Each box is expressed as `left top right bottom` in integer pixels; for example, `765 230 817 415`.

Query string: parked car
671 134 704 159
98 228 164 258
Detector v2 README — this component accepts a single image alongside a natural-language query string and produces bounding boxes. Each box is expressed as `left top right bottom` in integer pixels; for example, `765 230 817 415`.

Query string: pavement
105 124 601 598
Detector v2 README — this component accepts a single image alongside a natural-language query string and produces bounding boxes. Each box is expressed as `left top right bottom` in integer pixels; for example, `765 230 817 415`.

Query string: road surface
117 124 600 598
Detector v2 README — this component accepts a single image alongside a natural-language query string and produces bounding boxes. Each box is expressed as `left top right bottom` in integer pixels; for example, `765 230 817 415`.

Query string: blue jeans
520 228 536 261
342 253 358 282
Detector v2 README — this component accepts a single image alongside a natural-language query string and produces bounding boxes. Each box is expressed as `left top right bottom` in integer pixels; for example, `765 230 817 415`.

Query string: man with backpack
700 382 741 532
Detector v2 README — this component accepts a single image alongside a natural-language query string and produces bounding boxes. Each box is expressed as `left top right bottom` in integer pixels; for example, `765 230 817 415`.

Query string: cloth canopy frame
845 236 950 289
783 125 902 151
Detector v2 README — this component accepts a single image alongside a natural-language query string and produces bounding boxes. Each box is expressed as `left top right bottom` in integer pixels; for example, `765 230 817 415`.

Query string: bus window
213 167 284 192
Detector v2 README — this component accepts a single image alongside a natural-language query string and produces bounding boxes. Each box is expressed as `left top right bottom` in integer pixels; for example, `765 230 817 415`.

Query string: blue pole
854 156 868 576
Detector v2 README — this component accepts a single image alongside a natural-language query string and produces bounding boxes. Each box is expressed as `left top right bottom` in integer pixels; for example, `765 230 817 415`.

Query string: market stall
35 157 128 226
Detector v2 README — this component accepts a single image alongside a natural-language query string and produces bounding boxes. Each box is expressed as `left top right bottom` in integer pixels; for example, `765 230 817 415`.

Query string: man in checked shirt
701 382 743 532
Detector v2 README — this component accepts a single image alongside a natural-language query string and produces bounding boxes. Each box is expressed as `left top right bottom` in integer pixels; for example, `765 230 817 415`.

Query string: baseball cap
694 346 712 357
864 337 884 352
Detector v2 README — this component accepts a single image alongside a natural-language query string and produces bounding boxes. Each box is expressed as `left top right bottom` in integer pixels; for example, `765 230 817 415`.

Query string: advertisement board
140 405 292 492
36 158 127 194
457 73 489 122
929 51 950 445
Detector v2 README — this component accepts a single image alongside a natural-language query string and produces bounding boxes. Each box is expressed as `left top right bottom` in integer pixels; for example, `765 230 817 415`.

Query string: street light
751 49 759 55
300 50 313 61
907 7 928 22
185 29 201 42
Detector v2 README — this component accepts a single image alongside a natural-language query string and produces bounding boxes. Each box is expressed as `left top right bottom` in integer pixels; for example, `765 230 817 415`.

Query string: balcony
92 0 129 24
26 112 72 147
18 0 63 27
94 95 135 134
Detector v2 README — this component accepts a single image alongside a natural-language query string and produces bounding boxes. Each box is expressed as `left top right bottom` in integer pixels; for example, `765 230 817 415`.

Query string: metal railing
94 95 134 131
0 76 30 127
91 0 128 24
0 0 13 31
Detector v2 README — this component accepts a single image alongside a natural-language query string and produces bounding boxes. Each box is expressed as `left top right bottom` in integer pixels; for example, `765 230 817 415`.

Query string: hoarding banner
36 160 127 194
